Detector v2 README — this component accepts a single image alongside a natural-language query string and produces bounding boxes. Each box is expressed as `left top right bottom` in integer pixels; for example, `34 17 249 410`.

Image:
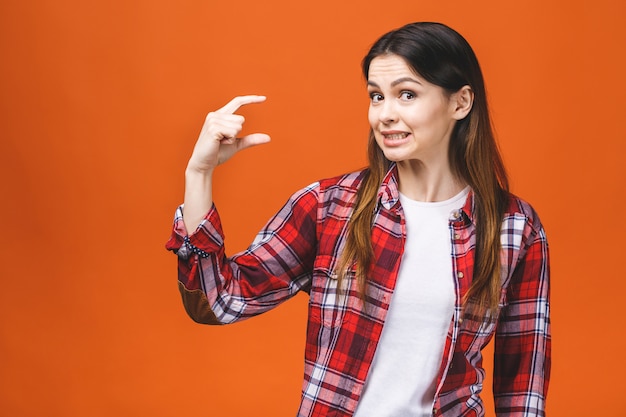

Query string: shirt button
454 233 460 240
432 407 438 416
458 272 464 278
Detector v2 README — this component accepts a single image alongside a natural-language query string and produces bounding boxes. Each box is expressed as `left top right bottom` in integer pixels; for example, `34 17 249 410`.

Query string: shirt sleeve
164 183 319 325
493 222 551 416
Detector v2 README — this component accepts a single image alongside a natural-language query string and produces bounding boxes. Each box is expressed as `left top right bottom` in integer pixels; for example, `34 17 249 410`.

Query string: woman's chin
381 150 408 163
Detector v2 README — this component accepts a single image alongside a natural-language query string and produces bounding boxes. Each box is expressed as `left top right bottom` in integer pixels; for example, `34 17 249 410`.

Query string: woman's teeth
384 133 409 139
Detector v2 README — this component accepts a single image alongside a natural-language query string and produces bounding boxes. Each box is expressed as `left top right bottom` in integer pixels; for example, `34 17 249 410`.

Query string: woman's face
367 54 461 167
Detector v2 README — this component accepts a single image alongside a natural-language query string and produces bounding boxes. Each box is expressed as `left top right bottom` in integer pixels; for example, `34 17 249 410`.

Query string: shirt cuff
165 204 225 259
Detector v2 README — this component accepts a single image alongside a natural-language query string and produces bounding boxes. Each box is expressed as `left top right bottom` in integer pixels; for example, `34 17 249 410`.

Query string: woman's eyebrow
391 77 422 87
367 77 422 88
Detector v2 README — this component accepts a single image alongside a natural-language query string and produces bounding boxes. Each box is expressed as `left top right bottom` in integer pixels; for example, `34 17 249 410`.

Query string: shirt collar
376 162 476 224
377 163 401 211
449 190 475 225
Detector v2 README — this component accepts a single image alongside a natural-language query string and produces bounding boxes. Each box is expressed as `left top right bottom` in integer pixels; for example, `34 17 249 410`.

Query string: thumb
238 133 271 150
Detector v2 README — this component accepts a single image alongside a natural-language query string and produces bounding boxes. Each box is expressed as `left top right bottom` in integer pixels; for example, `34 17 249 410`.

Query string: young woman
166 22 551 417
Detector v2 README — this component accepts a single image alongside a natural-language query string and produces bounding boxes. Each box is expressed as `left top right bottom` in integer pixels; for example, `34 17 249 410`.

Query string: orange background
1 0 625 415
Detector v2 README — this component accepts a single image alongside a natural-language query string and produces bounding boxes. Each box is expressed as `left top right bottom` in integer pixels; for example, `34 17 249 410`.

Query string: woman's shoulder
289 168 369 204
290 168 369 213
502 191 546 234
317 168 369 192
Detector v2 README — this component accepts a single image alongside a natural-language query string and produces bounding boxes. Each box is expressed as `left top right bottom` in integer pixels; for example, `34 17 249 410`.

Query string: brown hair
337 22 509 318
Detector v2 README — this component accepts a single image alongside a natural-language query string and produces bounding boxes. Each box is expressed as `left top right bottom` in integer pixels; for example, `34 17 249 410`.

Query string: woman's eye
369 92 383 103
400 91 415 100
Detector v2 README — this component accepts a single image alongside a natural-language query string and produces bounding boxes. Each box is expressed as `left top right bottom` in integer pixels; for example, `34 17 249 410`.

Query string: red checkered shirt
166 165 551 416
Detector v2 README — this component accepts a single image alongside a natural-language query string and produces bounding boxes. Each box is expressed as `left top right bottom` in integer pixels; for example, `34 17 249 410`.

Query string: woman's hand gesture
187 95 270 174
183 95 269 232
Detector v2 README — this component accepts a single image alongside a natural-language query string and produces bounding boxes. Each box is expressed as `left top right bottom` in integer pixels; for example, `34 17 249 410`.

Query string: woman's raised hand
182 95 269 232
186 95 270 174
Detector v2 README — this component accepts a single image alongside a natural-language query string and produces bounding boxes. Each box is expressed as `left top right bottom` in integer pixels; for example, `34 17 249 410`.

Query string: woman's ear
452 85 474 120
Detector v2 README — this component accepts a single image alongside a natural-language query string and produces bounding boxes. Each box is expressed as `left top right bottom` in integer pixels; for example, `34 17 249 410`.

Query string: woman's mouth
380 131 410 146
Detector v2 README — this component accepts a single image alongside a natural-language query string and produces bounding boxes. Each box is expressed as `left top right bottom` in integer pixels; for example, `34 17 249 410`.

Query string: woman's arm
166 95 317 325
167 184 319 325
493 223 551 416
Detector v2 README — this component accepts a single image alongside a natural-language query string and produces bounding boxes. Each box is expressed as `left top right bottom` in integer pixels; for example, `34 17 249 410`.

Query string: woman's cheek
368 106 378 128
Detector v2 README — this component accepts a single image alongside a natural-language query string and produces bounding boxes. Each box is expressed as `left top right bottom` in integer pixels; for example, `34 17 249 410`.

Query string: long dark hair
337 22 509 317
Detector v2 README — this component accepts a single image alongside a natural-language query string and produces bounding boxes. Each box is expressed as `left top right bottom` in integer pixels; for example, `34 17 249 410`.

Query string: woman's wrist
183 164 214 233
185 161 215 178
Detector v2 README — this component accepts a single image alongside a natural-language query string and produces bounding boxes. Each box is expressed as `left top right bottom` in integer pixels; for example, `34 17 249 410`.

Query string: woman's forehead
367 55 423 82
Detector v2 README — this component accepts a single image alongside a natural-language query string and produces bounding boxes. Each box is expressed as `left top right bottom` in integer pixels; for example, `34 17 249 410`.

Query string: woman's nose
378 100 397 124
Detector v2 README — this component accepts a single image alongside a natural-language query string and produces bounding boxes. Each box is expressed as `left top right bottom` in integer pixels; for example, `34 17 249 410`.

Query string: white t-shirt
354 187 469 417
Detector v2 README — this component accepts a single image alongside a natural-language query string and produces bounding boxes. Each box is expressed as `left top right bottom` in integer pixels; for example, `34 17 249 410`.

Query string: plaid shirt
166 165 551 416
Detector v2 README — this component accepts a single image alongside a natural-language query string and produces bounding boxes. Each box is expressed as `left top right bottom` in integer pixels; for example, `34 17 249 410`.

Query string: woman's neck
396 159 466 202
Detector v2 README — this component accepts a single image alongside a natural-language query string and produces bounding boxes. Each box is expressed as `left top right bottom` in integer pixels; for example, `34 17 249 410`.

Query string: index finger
217 95 266 114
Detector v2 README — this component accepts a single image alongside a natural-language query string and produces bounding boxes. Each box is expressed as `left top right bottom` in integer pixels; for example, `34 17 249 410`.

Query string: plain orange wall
1 0 625 415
